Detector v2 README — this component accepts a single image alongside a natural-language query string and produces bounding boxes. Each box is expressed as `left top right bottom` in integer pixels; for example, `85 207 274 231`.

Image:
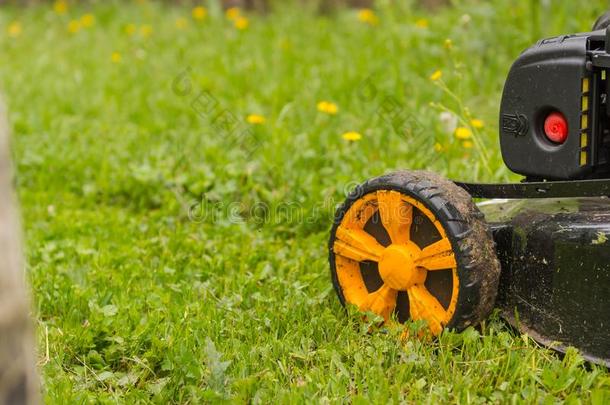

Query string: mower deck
479 197 610 367
457 178 610 199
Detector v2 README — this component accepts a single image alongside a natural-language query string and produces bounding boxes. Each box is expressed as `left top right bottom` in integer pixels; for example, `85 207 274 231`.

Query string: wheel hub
378 243 426 291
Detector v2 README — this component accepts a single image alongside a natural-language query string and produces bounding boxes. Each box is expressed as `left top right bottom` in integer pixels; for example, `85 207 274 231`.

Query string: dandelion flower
462 141 474 149
415 18 429 29
470 119 484 129
434 142 444 152
140 25 153 38
67 20 81 34
429 70 442 81
444 38 453 50
192 6 207 21
439 111 457 135
125 24 137 36
7 21 22 38
53 0 68 15
225 7 241 20
111 52 122 63
246 114 266 124
357 9 379 26
80 14 95 28
234 17 249 30
342 131 362 141
455 127 473 140
317 101 338 115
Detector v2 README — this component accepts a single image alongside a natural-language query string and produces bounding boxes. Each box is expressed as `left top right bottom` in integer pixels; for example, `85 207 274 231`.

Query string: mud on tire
328 170 501 333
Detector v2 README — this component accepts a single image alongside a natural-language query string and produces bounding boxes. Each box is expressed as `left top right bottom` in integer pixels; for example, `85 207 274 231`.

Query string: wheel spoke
376 190 412 245
407 284 447 335
415 237 456 270
360 284 397 321
334 227 385 262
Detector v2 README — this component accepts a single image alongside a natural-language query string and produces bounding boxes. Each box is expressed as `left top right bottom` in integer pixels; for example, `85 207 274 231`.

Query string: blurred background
1 0 609 402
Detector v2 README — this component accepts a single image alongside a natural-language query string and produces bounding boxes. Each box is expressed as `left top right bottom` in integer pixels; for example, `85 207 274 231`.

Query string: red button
544 112 568 144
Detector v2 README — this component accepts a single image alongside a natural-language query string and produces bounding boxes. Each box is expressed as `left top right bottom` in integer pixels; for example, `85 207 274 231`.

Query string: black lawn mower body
463 26 610 366
500 30 608 180
329 17 610 367
480 198 610 367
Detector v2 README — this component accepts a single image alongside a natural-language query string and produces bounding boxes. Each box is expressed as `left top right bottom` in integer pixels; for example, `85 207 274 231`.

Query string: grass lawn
1 0 610 402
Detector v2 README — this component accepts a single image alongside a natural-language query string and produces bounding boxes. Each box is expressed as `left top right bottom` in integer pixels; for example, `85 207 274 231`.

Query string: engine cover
499 31 610 180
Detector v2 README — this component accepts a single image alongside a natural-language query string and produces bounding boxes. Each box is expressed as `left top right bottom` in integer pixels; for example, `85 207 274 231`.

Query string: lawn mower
328 15 610 367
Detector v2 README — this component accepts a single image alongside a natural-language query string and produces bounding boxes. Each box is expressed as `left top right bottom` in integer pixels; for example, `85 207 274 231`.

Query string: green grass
1 0 610 402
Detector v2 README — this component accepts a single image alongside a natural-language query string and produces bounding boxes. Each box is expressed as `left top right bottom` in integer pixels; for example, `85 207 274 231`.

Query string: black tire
593 11 610 31
328 170 501 333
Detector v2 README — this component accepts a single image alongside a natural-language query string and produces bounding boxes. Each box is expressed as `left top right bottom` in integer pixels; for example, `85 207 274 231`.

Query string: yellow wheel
329 171 500 335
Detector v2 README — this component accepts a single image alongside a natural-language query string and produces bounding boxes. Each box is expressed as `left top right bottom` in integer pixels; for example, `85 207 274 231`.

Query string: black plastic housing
499 31 610 180
480 197 610 367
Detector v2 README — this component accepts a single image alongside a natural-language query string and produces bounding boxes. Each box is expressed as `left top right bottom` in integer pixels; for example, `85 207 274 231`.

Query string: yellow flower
225 7 241 20
434 142 444 152
429 70 442 81
67 20 81 34
125 23 137 36
53 0 68 15
234 17 249 30
111 52 122 63
246 114 266 125
357 9 379 26
140 25 153 38
7 21 22 38
444 38 453 50
80 14 95 28
462 141 474 149
415 18 429 29
470 119 484 129
192 6 207 21
342 131 362 141
175 17 188 29
317 101 338 115
455 127 473 140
